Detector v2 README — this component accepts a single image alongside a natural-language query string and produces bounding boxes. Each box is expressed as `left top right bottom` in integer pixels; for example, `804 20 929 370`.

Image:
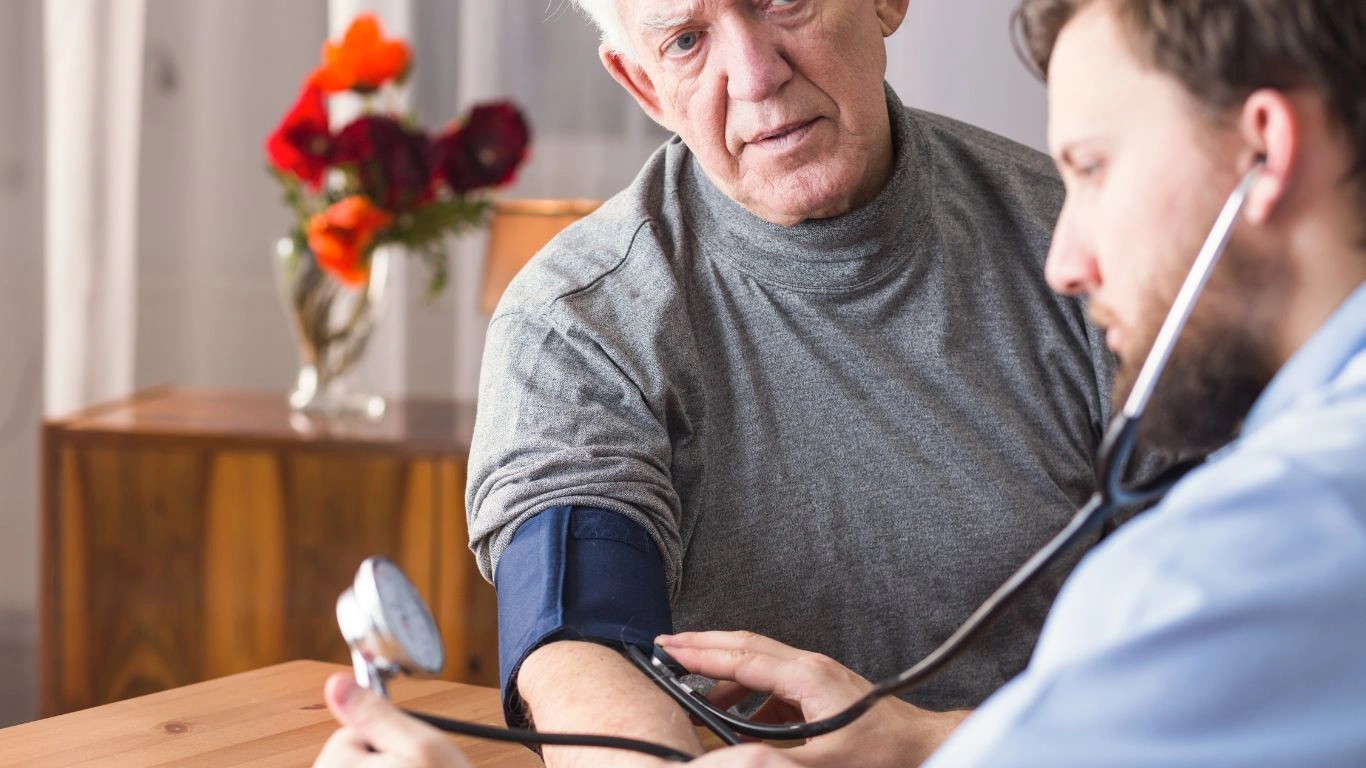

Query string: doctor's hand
685 744 806 767
656 631 969 768
312 672 471 768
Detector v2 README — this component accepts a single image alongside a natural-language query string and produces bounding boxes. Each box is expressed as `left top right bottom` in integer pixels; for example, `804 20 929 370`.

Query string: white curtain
43 0 146 417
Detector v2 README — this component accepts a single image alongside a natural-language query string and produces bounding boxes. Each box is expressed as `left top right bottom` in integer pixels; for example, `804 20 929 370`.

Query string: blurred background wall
0 0 1046 726
0 0 44 729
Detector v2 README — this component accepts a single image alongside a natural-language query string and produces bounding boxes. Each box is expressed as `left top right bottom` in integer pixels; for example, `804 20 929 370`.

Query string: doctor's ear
1238 89 1299 226
874 0 912 37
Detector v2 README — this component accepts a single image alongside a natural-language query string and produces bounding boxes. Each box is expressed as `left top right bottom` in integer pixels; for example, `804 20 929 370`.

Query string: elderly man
462 0 1111 765
312 0 1366 766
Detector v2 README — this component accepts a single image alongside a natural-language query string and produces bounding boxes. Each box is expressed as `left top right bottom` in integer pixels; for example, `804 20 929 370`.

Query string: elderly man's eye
666 31 702 57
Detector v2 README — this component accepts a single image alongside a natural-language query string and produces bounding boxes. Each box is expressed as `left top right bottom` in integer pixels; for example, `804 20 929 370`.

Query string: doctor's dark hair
1012 0 1366 203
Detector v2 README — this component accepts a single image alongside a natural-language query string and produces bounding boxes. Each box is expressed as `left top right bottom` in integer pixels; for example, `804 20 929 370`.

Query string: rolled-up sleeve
467 310 683 585
466 309 685 725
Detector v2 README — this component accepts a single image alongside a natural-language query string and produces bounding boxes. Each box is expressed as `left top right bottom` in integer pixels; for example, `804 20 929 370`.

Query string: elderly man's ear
601 45 669 129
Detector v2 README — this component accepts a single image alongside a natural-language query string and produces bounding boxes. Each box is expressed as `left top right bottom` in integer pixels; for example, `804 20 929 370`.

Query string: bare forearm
519 641 703 768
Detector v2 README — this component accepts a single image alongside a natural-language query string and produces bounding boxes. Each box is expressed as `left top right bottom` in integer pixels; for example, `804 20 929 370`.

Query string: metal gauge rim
351 556 445 676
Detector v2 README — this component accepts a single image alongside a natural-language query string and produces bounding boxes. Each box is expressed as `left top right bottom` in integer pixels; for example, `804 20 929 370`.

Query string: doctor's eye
1076 159 1107 182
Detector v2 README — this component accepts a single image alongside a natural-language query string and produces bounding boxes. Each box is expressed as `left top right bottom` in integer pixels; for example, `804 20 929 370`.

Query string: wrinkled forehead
619 0 719 30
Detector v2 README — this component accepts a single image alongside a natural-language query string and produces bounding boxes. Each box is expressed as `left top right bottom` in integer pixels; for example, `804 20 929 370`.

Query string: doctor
312 0 1366 764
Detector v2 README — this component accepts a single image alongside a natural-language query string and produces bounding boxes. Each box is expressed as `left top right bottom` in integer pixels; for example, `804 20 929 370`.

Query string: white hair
569 0 632 56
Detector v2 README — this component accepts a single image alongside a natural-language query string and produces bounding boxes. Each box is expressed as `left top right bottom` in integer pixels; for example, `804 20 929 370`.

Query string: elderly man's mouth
748 118 819 152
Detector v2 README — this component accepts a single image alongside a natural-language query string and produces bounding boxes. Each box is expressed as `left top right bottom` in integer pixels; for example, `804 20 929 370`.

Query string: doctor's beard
1110 244 1281 457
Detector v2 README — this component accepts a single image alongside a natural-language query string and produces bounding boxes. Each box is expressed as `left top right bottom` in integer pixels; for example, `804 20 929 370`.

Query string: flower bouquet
265 13 530 415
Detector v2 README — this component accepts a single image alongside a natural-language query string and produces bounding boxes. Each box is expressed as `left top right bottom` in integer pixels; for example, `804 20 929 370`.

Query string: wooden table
41 388 497 716
0 661 540 767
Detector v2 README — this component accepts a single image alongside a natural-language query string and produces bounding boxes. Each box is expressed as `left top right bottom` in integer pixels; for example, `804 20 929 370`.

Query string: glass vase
274 236 390 419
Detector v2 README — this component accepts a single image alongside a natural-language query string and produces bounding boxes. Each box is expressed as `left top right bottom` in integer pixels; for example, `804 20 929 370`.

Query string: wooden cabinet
40 388 498 716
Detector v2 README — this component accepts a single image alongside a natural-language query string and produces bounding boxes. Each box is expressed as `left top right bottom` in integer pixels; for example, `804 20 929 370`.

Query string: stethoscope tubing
631 161 1262 744
406 709 696 762
407 162 1263 759
632 454 1200 742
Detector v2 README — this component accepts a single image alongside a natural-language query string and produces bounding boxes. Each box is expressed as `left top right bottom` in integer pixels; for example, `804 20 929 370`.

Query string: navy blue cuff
493 506 673 728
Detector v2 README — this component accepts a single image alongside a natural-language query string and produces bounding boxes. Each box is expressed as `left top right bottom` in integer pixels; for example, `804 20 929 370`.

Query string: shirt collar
1243 282 1366 433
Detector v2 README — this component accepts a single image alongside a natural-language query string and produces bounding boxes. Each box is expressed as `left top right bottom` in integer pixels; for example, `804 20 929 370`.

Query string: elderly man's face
603 0 908 226
1043 4 1278 452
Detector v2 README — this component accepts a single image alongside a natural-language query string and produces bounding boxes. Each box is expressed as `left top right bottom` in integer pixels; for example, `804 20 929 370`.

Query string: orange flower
306 196 394 286
312 14 411 95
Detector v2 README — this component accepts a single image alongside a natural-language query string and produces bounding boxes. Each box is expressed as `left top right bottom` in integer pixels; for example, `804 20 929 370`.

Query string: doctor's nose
1044 209 1101 297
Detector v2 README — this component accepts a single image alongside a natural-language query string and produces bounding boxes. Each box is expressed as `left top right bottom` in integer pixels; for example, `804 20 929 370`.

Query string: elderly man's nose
724 31 792 102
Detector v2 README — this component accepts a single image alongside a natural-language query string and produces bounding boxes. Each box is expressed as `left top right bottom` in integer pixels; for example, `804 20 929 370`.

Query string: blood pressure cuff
494 505 673 728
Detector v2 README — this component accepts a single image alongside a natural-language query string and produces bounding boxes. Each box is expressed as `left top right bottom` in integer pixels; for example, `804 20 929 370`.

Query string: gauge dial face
372 558 445 673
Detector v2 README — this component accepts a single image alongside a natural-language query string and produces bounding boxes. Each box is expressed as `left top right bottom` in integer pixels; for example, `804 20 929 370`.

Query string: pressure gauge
336 556 446 698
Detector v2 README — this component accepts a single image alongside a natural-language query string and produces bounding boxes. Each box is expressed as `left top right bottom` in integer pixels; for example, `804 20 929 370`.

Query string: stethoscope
336 162 1263 761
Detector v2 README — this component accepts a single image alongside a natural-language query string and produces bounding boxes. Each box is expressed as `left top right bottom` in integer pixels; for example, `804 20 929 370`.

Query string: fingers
749 694 805 726
655 632 872 725
665 646 793 705
312 727 399 768
705 680 755 712
654 643 844 706
659 631 804 660
704 684 803 727
657 631 810 692
321 673 469 767
312 727 362 766
325 673 419 743
685 744 806 768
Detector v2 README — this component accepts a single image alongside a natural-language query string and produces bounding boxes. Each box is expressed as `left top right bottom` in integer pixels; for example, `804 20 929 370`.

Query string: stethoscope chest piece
336 556 445 698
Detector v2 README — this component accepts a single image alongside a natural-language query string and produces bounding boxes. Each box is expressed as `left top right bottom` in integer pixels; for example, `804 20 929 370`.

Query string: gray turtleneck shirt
468 88 1115 712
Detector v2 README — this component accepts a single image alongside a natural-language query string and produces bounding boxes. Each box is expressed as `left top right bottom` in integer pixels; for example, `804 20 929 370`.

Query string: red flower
306 196 394 286
266 82 332 189
313 14 411 95
434 102 531 193
333 116 434 212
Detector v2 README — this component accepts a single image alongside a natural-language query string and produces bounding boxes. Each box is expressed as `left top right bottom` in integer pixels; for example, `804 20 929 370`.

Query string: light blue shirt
926 284 1366 767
